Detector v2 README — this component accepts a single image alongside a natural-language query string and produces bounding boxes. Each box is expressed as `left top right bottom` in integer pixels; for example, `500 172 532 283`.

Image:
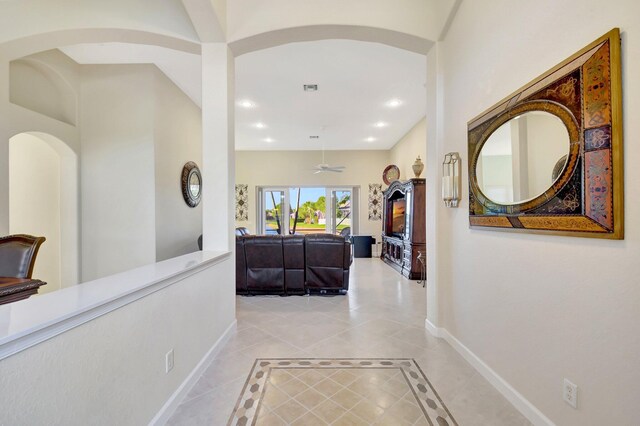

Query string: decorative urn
412 156 424 178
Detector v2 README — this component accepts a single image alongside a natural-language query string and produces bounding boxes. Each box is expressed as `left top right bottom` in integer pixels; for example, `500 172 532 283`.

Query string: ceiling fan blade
311 162 346 173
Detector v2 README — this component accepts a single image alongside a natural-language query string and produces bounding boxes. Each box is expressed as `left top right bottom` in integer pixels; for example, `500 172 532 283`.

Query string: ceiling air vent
303 84 318 92
309 136 319 139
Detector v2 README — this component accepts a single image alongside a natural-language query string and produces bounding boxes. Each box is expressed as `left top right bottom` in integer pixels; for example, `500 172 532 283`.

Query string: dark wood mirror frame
468 28 623 239
181 161 202 208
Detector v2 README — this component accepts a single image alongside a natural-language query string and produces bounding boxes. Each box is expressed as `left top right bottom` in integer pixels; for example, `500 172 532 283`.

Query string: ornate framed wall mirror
468 28 623 239
181 161 202 208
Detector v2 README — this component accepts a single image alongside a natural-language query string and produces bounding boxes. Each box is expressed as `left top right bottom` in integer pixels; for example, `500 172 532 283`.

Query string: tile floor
230 358 458 425
167 258 531 426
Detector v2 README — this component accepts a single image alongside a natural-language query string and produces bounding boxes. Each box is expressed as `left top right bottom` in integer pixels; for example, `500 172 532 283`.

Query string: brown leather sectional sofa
236 233 352 295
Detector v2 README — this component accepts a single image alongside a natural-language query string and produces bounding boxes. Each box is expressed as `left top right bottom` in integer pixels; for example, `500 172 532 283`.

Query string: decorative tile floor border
227 358 457 425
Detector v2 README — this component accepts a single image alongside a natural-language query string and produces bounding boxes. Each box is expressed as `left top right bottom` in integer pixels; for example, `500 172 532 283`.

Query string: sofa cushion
243 235 285 292
283 235 305 293
305 234 348 290
235 237 247 294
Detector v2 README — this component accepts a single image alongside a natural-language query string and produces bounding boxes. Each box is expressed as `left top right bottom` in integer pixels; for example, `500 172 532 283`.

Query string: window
256 186 358 236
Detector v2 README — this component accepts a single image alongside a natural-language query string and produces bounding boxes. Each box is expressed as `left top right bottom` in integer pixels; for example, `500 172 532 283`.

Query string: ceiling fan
312 137 346 174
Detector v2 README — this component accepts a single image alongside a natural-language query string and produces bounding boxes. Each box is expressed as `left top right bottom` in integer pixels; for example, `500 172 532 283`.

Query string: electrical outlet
563 378 578 408
166 349 174 373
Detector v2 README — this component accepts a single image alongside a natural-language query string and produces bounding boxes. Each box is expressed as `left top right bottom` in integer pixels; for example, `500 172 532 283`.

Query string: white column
0 59 10 236
201 43 235 252
425 44 442 330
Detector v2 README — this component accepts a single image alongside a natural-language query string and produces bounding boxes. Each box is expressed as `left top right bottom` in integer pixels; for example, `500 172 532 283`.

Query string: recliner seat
235 233 351 295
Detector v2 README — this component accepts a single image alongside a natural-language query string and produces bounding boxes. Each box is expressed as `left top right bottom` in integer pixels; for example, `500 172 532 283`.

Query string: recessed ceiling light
304 84 318 92
374 121 388 128
238 100 255 108
255 122 266 129
264 137 274 143
365 137 376 142
386 99 402 108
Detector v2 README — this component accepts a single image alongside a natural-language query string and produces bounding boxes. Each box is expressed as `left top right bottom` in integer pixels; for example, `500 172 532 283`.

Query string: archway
230 25 430 303
9 132 78 293
228 24 433 57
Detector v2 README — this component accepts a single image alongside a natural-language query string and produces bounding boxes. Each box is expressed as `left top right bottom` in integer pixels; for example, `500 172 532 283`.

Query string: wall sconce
442 152 461 207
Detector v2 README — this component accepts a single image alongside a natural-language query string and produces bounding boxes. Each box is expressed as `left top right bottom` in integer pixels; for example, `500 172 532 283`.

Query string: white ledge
0 250 230 361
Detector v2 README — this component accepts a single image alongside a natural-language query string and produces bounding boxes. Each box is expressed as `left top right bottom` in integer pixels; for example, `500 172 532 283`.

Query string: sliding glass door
262 189 286 235
328 189 352 236
289 187 327 234
257 186 358 235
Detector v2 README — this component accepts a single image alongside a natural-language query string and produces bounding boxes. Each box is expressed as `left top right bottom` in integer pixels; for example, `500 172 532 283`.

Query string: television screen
391 199 406 235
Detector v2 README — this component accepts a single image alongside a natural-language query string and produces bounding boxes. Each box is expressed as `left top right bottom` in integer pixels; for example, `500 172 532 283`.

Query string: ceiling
235 39 426 151
60 38 426 152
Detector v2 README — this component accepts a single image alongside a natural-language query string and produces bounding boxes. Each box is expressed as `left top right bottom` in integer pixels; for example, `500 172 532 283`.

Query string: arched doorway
9 132 78 293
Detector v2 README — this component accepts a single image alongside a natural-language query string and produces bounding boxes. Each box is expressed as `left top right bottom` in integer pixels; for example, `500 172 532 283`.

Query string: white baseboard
150 319 237 426
425 318 441 338
424 319 555 426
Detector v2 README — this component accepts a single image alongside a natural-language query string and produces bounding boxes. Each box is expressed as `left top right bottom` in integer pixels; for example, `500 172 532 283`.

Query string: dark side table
351 235 375 258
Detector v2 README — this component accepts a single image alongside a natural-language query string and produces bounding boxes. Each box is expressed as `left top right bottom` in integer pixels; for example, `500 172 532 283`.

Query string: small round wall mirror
182 161 202 207
476 111 570 205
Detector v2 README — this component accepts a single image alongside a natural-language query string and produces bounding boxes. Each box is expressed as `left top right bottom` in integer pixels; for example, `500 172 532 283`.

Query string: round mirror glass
476 111 570 205
189 172 201 198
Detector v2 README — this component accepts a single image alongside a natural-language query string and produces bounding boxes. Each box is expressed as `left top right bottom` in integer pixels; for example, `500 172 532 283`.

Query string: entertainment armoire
381 178 426 279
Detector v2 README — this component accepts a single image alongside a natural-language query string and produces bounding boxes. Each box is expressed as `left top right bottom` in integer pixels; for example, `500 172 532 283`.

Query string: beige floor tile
255 411 287 426
446 372 530 426
375 411 414 426
261 384 289 411
378 376 412 398
271 398 308 423
390 325 442 350
350 399 385 423
313 398 348 423
333 411 371 426
238 338 311 360
166 377 244 426
330 387 363 410
328 369 358 386
297 369 327 386
183 353 255 400
345 375 378 398
313 377 343 397
276 377 309 398
293 387 326 409
366 387 403 410
290 411 327 426
382 397 425 424
268 369 294 386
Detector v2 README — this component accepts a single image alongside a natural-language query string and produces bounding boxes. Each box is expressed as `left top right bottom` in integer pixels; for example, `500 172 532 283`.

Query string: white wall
81 63 204 279
154 68 203 261
80 65 156 282
389 117 427 181
10 57 77 126
9 133 61 293
0 257 235 425
236 150 389 237
227 0 440 45
434 1 640 424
